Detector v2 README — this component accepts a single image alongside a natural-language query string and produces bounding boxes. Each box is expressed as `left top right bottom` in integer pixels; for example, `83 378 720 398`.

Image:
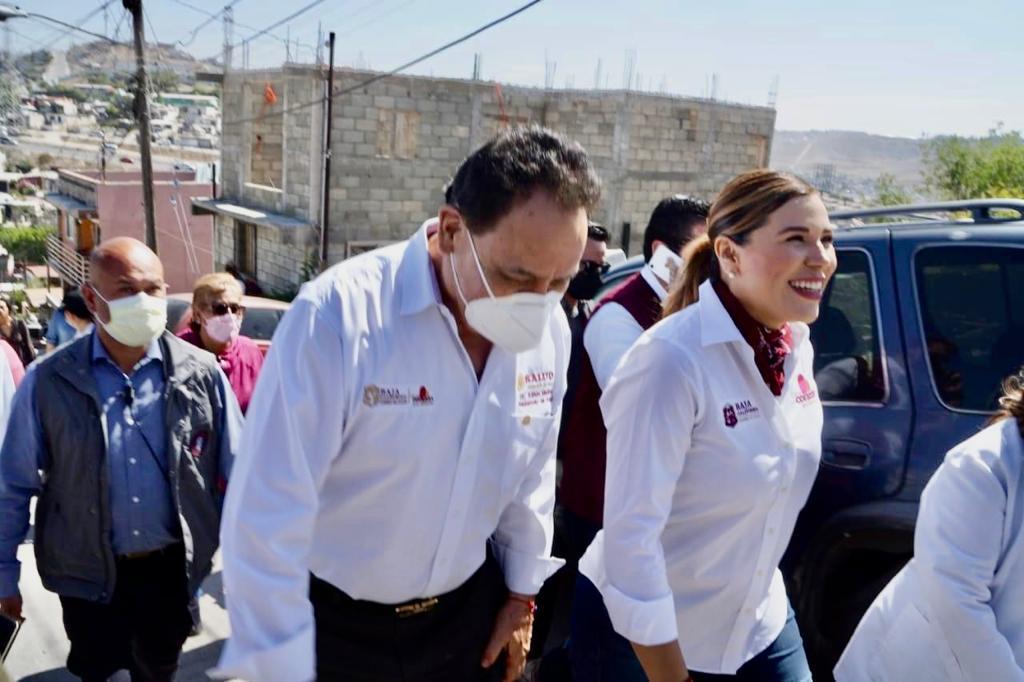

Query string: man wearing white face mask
215 125 602 682
0 237 243 682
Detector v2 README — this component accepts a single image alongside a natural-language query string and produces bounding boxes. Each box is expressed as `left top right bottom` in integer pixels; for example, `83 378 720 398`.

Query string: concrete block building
195 65 775 294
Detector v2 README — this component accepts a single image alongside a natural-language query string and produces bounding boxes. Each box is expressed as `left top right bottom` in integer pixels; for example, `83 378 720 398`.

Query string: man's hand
0 594 22 622
481 594 534 682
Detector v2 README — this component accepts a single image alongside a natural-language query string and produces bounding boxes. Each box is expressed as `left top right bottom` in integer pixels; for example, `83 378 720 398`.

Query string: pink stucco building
45 169 215 293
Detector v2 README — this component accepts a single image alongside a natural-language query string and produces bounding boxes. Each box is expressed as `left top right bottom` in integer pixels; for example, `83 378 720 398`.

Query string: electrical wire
177 0 245 48
227 0 328 53
222 0 546 128
25 0 116 51
30 0 118 53
26 13 117 44
167 0 318 55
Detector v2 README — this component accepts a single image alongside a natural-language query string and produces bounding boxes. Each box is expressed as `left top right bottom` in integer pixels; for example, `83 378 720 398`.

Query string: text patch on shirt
362 384 436 408
794 374 818 406
722 399 761 428
515 368 555 416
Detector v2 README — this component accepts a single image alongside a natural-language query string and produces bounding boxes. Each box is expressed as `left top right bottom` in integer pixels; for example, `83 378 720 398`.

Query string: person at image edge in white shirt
213 125 602 682
835 369 1024 681
572 169 837 682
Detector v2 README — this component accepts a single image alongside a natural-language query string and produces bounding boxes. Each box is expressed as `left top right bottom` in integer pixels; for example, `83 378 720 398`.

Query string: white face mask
203 312 241 345
449 231 561 354
93 290 167 348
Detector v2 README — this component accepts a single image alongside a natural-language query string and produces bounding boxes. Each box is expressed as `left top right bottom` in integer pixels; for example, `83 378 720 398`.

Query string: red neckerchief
712 277 792 396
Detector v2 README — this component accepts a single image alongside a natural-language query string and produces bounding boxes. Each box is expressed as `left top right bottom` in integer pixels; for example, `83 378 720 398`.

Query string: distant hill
771 130 926 199
64 40 217 85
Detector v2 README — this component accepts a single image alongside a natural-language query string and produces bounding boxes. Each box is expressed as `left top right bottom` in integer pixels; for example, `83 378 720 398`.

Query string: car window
810 250 886 403
240 308 284 341
165 299 190 332
915 246 1024 412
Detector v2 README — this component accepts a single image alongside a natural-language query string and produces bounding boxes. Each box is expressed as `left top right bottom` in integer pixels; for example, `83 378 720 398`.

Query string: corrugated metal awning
43 192 95 214
190 198 311 230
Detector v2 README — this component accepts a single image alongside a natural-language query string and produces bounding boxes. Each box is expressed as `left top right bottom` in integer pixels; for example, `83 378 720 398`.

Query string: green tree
0 75 18 119
0 226 55 264
875 173 912 206
925 132 1024 199
150 69 181 93
13 160 32 174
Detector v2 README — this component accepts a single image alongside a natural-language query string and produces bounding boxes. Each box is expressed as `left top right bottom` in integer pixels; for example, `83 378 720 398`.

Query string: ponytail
989 370 1024 438
663 233 716 318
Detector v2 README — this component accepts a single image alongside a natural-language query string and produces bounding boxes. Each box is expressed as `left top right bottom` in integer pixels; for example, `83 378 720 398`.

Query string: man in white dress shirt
215 125 601 682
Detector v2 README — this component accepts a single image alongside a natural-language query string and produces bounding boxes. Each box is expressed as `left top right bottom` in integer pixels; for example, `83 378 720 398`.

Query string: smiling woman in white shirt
573 169 836 682
835 369 1024 682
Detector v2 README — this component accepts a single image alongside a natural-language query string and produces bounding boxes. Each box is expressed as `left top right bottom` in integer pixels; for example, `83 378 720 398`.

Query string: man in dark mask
562 221 610 317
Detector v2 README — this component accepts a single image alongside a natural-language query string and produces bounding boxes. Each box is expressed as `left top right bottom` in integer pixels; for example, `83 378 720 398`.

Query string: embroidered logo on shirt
795 374 818 405
362 384 434 407
723 404 738 428
516 369 555 414
412 385 434 406
723 400 760 428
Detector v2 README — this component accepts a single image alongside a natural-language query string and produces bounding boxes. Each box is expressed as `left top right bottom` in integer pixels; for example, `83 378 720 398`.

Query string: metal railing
45 233 89 286
831 199 1024 225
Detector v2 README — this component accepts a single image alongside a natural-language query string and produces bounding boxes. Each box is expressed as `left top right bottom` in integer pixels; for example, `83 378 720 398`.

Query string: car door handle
822 439 871 470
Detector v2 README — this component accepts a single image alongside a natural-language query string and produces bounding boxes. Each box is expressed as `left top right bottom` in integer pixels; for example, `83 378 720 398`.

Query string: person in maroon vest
529 196 709 677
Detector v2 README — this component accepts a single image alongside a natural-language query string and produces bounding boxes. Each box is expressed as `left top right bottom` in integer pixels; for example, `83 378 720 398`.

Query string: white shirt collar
396 218 444 317
696 279 808 348
641 263 669 302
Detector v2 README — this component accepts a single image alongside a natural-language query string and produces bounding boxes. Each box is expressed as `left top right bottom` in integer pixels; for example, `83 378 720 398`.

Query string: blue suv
598 199 1024 678
784 199 1024 677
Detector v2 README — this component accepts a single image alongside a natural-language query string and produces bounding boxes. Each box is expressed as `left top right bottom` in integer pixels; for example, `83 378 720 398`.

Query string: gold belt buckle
394 597 438 618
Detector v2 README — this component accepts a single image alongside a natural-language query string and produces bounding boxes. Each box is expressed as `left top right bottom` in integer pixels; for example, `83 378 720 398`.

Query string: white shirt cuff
491 542 565 595
602 579 678 647
210 624 315 682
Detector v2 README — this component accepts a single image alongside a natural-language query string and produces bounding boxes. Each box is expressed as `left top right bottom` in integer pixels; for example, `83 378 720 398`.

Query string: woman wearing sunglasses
179 272 264 414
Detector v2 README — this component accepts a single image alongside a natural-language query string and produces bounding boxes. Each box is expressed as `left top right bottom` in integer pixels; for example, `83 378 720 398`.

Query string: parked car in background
165 293 291 355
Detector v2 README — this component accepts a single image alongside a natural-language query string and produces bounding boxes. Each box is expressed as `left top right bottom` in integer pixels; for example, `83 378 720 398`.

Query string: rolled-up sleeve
492 416 565 595
213 296 347 682
597 337 699 646
0 368 45 597
914 440 1024 682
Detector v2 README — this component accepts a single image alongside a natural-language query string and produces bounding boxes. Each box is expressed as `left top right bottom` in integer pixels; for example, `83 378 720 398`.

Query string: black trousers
310 551 508 682
59 544 192 682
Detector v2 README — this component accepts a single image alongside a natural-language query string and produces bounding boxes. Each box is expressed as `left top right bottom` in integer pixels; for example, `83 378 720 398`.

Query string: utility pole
123 0 157 252
223 5 234 71
319 31 335 269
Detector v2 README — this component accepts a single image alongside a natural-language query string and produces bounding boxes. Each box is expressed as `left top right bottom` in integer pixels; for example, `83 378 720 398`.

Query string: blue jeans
569 576 812 682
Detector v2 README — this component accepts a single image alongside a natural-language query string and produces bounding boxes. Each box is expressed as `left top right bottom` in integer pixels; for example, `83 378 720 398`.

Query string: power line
30 1 118 50
167 0 317 54
227 0 327 53
26 13 117 44
222 0 546 128
177 0 245 48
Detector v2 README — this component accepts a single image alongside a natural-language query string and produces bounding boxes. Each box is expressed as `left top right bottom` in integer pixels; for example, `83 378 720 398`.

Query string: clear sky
7 0 1018 138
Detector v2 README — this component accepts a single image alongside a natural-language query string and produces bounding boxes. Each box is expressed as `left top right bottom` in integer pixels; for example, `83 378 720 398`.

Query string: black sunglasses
209 302 245 316
580 260 610 275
